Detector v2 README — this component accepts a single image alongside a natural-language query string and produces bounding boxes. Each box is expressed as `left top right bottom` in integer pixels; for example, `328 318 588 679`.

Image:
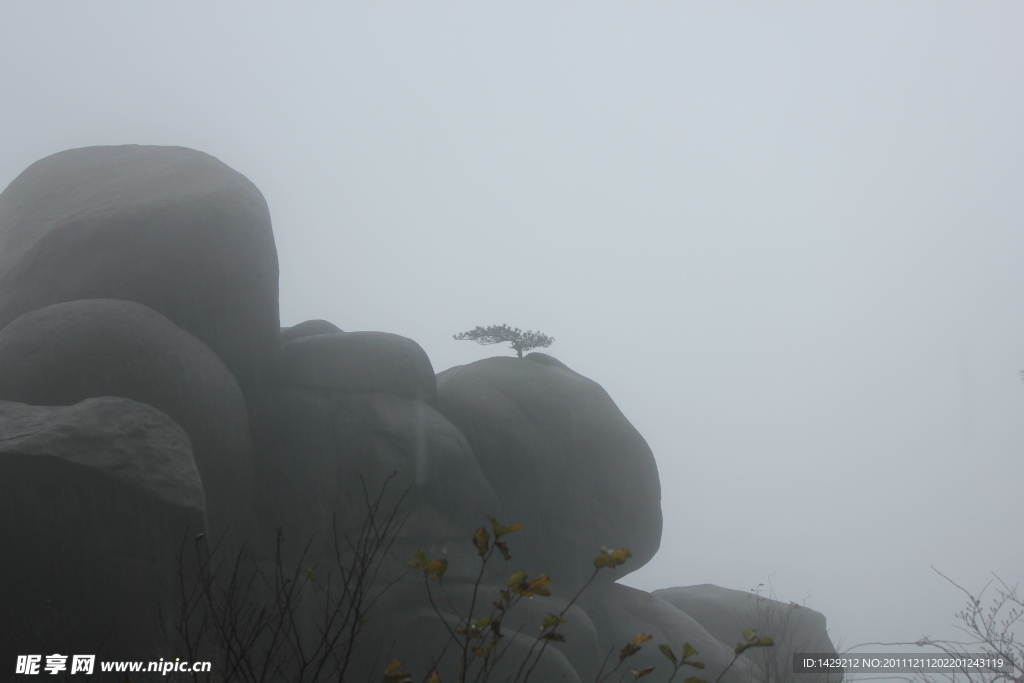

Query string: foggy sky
1 1 1022 667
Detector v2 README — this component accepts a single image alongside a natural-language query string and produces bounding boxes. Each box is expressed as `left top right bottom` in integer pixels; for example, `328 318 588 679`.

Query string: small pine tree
453 324 554 359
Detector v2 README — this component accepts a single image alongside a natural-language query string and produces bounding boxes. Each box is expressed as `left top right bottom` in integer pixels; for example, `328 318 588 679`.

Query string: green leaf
659 644 677 664
508 569 527 587
474 616 492 630
682 643 698 660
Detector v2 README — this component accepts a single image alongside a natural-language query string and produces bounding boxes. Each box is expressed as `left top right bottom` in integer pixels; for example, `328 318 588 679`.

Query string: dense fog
1 2 1021 674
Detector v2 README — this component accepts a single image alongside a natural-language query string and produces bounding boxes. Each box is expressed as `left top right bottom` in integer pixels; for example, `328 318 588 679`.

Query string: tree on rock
453 324 554 358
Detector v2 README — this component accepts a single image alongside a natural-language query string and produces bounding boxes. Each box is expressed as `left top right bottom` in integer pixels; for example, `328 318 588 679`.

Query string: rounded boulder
276 331 437 398
0 298 256 546
434 355 662 585
0 144 280 394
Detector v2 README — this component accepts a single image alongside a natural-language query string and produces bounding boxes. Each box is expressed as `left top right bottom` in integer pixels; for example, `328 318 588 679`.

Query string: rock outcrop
250 387 500 570
0 298 256 546
0 145 838 682
280 318 343 343
0 144 280 397
0 398 206 664
276 331 436 398
655 585 843 683
435 354 663 584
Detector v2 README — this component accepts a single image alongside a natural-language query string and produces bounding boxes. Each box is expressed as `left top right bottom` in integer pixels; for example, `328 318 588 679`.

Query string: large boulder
250 387 498 570
434 354 662 585
574 583 761 683
0 299 256 546
0 397 207 663
0 144 280 395
654 585 843 683
346 579 601 683
280 318 343 343
275 331 437 398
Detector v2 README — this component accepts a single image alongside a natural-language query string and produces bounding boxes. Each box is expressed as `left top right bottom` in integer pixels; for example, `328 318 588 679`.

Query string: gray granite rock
654 584 842 683
345 579 599 683
250 387 498 572
0 144 280 396
575 583 760 683
435 356 662 585
276 331 436 398
0 299 256 546
280 318 343 343
0 397 206 665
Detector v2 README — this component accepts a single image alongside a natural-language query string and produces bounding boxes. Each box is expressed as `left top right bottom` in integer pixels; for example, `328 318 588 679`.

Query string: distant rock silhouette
0 145 839 681
654 585 843 683
280 318 343 343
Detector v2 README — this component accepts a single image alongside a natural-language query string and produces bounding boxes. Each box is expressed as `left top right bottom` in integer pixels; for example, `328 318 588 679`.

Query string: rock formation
0 145 839 681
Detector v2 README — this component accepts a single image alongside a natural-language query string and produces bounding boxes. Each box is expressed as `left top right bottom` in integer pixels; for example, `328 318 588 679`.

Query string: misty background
1 1 1021 664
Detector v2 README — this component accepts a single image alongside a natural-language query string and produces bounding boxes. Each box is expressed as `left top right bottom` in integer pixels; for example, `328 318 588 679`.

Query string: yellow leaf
487 516 525 537
631 633 654 646
428 670 441 683
541 614 567 629
425 559 449 579
620 643 641 659
631 667 655 679
508 569 527 587
384 660 402 674
472 527 491 555
610 548 633 563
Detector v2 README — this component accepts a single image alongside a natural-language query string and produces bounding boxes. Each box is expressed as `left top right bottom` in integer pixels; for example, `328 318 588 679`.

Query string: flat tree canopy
453 324 554 358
